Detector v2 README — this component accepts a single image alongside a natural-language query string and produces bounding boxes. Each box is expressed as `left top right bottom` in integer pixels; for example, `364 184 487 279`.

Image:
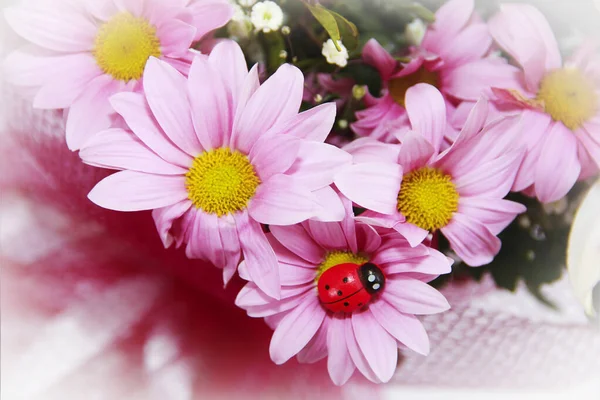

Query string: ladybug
317 262 385 313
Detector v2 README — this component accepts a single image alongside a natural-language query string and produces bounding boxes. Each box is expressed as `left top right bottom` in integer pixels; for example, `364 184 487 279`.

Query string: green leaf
329 10 359 50
303 2 359 51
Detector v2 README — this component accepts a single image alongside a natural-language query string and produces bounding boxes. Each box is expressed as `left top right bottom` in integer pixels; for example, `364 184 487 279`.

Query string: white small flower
238 0 258 6
405 18 426 46
250 1 284 33
322 39 349 67
231 4 246 22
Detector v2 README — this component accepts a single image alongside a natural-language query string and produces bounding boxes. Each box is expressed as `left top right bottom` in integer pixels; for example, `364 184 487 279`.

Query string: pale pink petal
249 174 320 226
246 293 312 318
187 0 234 41
355 210 402 229
274 102 336 142
235 211 281 299
352 310 397 383
297 318 329 364
383 248 453 276
441 213 501 266
208 40 248 105
286 142 352 191
344 316 381 383
188 54 231 150
383 278 450 315
444 96 488 151
392 222 429 248
397 131 436 173
428 0 474 41
311 186 346 223
218 213 242 283
459 197 526 235
249 135 300 181
405 84 447 153
279 262 316 286
88 170 187 212
307 219 346 250
356 223 382 254
444 58 526 101
270 225 325 264
158 19 196 57
4 4 96 52
362 38 397 81
80 128 188 174
441 24 491 68
235 282 275 307
152 200 193 248
369 300 430 355
327 315 356 386
32 53 102 109
269 297 326 364
65 75 119 150
512 110 552 191
110 92 193 168
143 57 202 156
371 241 429 265
232 64 260 127
3 48 62 87
232 64 303 153
342 137 401 165
578 119 600 169
335 162 402 215
340 196 359 254
185 210 226 268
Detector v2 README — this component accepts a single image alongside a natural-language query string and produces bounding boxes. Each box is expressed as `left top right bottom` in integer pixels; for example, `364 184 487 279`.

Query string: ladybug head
358 262 385 294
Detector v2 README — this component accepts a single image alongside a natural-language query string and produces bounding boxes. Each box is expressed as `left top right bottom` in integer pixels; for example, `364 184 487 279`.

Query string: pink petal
397 131 436 173
352 310 398 383
235 211 281 299
249 135 300 181
274 102 336 142
286 142 352 191
232 64 260 126
306 219 347 250
208 40 248 106
249 174 320 226
356 223 382 254
371 240 429 265
441 24 491 68
441 213 501 266
218 213 242 284
232 64 303 153
279 262 316 286
459 197 526 235
534 123 581 203
344 316 381 383
152 200 193 248
335 162 402 215
369 300 430 355
187 0 234 41
185 210 226 268
327 315 356 386
578 121 600 170
110 92 193 168
342 138 401 165
405 84 447 153
88 170 187 212
143 57 202 156
297 318 329 364
243 290 314 318
188 54 231 150
383 277 450 315
429 0 474 40
311 186 346 223
269 297 326 364
393 221 430 248
4 4 96 52
32 53 102 109
158 19 196 57
362 38 397 81
270 225 325 264
340 196 358 254
383 247 453 276
65 75 120 150
80 128 188 174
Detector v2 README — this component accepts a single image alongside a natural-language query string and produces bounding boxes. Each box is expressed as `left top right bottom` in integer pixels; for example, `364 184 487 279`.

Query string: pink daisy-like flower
235 200 452 385
80 41 352 299
488 4 600 202
3 0 233 150
351 0 523 142
341 83 526 266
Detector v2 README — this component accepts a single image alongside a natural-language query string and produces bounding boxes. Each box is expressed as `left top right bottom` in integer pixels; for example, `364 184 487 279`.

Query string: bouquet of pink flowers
1 0 599 397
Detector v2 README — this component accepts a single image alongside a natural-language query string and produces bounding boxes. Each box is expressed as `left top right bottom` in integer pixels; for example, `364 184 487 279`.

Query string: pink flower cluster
3 0 599 386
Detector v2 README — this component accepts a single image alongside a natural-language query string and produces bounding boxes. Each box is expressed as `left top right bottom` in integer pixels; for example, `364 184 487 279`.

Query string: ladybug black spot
344 302 349 307
325 285 330 290
343 277 348 283
337 290 343 296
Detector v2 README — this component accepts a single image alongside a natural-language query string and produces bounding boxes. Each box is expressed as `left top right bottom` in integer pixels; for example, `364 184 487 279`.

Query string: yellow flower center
93 12 162 82
397 167 459 231
536 68 598 130
185 148 261 216
388 66 440 107
315 251 369 281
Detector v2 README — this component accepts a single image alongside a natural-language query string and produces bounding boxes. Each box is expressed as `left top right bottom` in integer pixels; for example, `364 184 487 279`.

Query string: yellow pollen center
93 12 161 82
397 167 459 231
388 67 440 107
315 251 369 281
536 68 597 130
185 148 261 216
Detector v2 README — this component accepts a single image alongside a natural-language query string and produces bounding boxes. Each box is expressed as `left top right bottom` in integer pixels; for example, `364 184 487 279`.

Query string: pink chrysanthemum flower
351 0 522 142
343 84 526 266
3 0 234 150
80 41 352 299
235 200 452 385
488 4 600 202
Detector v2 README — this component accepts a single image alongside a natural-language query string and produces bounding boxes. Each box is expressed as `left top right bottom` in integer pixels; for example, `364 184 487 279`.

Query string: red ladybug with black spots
317 262 385 313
